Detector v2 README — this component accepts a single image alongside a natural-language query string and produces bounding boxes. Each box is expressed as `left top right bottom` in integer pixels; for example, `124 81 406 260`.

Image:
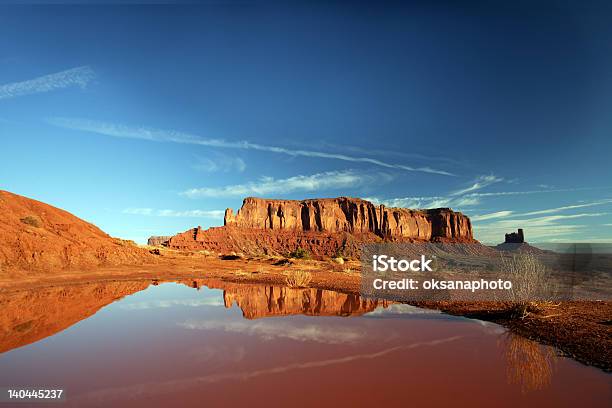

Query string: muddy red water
0 280 609 407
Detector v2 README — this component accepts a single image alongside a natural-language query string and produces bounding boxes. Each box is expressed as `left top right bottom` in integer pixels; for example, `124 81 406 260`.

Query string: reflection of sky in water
119 283 226 309
0 282 609 407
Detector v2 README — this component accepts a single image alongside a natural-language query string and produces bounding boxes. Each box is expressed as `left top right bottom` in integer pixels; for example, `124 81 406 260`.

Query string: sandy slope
0 190 154 271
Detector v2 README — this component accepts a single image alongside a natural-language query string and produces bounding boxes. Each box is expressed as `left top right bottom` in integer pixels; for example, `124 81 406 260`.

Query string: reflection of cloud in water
366 304 441 316
178 319 365 344
68 336 463 405
189 345 247 363
120 298 224 310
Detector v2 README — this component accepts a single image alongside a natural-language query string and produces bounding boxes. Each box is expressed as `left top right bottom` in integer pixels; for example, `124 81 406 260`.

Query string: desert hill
0 190 153 271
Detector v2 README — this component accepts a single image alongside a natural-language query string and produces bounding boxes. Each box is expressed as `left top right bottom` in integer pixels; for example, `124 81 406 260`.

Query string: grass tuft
285 270 312 288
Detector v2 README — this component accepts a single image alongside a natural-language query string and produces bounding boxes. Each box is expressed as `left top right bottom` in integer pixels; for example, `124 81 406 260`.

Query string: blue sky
1 1 611 244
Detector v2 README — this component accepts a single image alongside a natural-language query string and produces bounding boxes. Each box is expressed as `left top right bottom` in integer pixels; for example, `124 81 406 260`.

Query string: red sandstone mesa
165 197 475 257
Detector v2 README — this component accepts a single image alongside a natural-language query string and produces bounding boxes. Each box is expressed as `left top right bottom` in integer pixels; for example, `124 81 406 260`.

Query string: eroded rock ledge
165 197 475 258
224 197 473 241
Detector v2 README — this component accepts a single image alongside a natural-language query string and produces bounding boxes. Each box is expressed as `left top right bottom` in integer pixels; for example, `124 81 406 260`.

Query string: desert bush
332 257 344 264
501 253 553 319
289 247 310 259
20 215 41 228
285 270 312 288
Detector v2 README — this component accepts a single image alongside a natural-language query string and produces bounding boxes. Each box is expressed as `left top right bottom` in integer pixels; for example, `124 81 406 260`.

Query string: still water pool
0 279 609 407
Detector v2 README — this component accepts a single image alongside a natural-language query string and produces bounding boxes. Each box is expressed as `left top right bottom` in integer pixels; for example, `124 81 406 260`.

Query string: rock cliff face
224 197 473 241
166 197 474 258
147 236 171 246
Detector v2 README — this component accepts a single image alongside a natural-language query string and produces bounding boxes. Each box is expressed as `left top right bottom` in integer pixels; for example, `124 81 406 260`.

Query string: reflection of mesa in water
0 280 389 355
217 283 390 319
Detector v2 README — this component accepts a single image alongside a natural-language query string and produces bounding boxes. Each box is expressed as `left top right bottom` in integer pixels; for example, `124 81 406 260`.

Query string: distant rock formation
224 197 474 241
505 228 525 244
147 236 171 246
497 229 547 253
165 197 476 258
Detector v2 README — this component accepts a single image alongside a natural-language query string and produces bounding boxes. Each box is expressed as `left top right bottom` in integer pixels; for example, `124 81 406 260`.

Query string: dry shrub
20 215 42 228
500 333 557 393
501 253 553 318
285 270 312 288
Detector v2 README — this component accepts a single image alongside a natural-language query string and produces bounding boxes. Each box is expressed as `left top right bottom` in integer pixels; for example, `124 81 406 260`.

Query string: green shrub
289 247 310 259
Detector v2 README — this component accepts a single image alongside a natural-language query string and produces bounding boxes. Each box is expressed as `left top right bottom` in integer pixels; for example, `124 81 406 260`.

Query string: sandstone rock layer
166 197 475 257
147 236 171 246
225 197 473 240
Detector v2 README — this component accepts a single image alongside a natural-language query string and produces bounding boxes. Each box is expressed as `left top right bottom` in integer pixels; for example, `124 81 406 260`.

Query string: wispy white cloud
47 117 455 176
182 170 390 198
0 66 95 100
192 154 246 173
471 210 514 221
464 187 594 198
515 212 609 225
123 208 224 218
471 200 612 223
450 175 503 196
366 195 480 210
520 199 612 216
366 174 506 211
